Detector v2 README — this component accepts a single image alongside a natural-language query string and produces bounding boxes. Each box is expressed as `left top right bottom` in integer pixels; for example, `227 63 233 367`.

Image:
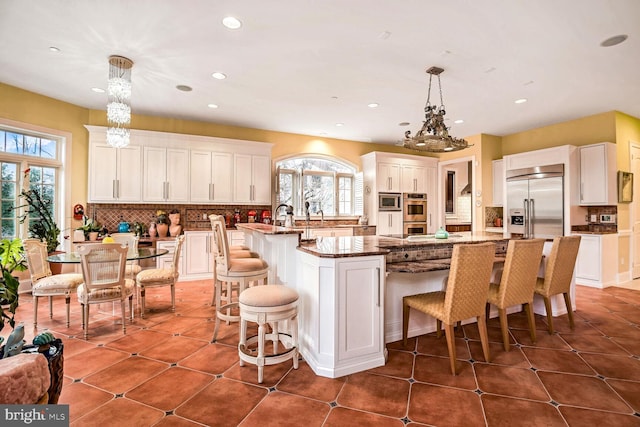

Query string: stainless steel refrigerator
506 164 564 239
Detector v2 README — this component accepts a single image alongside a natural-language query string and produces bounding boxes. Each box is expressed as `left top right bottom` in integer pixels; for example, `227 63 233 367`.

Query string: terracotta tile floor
5 280 640 426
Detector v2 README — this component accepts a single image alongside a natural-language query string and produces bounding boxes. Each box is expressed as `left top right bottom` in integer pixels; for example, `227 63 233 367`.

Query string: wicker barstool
403 242 496 375
534 235 581 334
487 239 545 351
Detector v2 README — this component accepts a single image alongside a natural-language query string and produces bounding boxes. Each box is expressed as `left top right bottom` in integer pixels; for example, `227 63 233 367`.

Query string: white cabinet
234 154 271 204
492 159 504 207
89 143 142 202
142 146 190 202
401 165 426 193
575 233 618 288
579 142 617 205
190 150 233 203
156 239 184 274
184 231 214 278
296 251 386 377
376 212 402 235
377 162 401 192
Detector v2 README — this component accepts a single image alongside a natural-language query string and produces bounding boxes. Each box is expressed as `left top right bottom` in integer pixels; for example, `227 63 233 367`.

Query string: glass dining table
47 247 169 264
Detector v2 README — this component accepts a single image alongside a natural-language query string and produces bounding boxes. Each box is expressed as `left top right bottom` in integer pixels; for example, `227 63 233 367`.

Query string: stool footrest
239 333 296 359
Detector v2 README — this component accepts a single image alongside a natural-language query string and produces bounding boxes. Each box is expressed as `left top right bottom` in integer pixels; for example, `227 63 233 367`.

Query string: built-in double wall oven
403 193 428 235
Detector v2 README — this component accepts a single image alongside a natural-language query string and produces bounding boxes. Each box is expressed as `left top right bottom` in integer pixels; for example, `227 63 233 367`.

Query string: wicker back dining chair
534 235 581 334
77 243 134 339
23 238 84 328
403 242 496 375
487 238 545 351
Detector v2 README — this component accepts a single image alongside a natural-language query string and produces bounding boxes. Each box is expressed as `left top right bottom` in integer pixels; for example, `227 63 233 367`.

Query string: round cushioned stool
238 285 299 383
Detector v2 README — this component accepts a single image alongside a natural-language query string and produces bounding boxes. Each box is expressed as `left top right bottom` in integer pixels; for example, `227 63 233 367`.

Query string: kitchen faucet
304 201 310 225
275 203 289 226
318 209 324 226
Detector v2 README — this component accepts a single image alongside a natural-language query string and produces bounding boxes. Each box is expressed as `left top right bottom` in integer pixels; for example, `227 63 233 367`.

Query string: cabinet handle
116 180 120 199
112 180 117 199
429 213 432 226
414 178 417 192
388 214 392 227
387 176 391 191
212 183 215 200
376 267 381 307
580 183 583 201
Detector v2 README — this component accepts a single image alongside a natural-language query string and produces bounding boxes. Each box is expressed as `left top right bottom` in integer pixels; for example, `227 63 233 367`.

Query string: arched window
275 156 362 217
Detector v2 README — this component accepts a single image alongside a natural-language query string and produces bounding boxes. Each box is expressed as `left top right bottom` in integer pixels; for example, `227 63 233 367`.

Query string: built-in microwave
379 192 401 211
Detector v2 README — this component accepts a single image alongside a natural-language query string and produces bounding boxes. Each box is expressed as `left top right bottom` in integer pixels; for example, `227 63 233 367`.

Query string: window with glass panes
275 157 358 217
0 128 60 239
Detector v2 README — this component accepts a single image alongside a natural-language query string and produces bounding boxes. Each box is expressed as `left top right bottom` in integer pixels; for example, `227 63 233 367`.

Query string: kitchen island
236 225 569 378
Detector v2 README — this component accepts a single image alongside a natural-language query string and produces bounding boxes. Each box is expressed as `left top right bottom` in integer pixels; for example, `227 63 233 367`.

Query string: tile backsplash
571 205 617 233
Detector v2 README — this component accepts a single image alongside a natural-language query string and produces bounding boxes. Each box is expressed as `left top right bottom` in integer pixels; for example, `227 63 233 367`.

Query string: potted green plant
13 188 61 254
0 238 27 342
77 216 102 241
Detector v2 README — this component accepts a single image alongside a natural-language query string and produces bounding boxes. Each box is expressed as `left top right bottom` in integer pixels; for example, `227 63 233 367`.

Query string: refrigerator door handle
523 199 529 239
528 198 534 238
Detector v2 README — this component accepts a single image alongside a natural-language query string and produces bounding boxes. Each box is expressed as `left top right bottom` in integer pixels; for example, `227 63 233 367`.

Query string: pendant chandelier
403 67 470 153
106 55 133 148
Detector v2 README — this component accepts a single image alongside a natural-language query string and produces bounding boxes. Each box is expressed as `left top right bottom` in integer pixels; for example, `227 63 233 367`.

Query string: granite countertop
386 255 507 273
235 223 303 235
297 232 510 258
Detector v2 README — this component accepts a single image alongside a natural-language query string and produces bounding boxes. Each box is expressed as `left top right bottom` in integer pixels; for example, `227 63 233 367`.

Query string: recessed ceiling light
398 122 410 126
600 34 628 47
222 16 242 29
49 46 60 52
91 87 105 93
368 103 379 108
207 103 219 109
318 132 328 136
335 123 344 127
212 72 227 80
454 119 464 124
514 98 527 104
176 85 192 92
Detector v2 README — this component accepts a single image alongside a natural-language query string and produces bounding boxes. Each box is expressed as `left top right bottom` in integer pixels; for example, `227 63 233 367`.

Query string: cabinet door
402 165 425 193
251 155 271 204
166 148 190 202
377 162 400 192
211 152 233 202
156 240 184 274
337 259 383 361
492 159 504 207
234 154 253 203
142 146 167 202
580 144 610 205
184 232 213 275
376 212 402 235
89 144 118 202
426 166 437 233
190 150 213 202
576 235 601 281
116 145 142 202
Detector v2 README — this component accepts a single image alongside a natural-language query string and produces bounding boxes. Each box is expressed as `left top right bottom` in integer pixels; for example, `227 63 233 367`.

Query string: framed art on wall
618 171 633 203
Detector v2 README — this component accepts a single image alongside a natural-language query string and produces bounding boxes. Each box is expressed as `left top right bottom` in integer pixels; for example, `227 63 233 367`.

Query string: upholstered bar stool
210 215 269 342
238 284 299 383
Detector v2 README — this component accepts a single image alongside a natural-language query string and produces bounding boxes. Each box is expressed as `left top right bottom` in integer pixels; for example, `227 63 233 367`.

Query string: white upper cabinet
426 166 437 233
579 142 617 205
492 159 504 207
86 125 273 205
377 162 401 193
401 165 426 193
190 151 233 203
143 146 189 202
234 154 271 204
89 143 142 202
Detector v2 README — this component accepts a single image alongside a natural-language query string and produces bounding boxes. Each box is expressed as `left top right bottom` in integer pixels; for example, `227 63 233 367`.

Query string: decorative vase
156 223 169 238
149 223 157 238
88 232 99 241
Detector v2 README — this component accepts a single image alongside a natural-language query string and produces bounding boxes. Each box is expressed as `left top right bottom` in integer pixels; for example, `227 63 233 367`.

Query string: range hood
460 161 472 195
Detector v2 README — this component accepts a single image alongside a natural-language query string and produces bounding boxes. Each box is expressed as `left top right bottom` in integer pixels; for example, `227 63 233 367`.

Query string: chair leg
170 282 176 312
543 296 554 334
83 304 90 340
402 301 410 346
65 296 71 327
524 302 537 343
140 287 146 319
49 296 53 319
477 315 491 364
33 295 39 328
498 308 510 352
436 319 442 338
443 322 457 375
121 299 127 334
212 279 223 342
129 295 134 321
257 318 266 384
563 292 575 330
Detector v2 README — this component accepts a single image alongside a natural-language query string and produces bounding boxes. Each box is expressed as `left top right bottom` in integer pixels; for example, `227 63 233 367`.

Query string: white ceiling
1 0 638 145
